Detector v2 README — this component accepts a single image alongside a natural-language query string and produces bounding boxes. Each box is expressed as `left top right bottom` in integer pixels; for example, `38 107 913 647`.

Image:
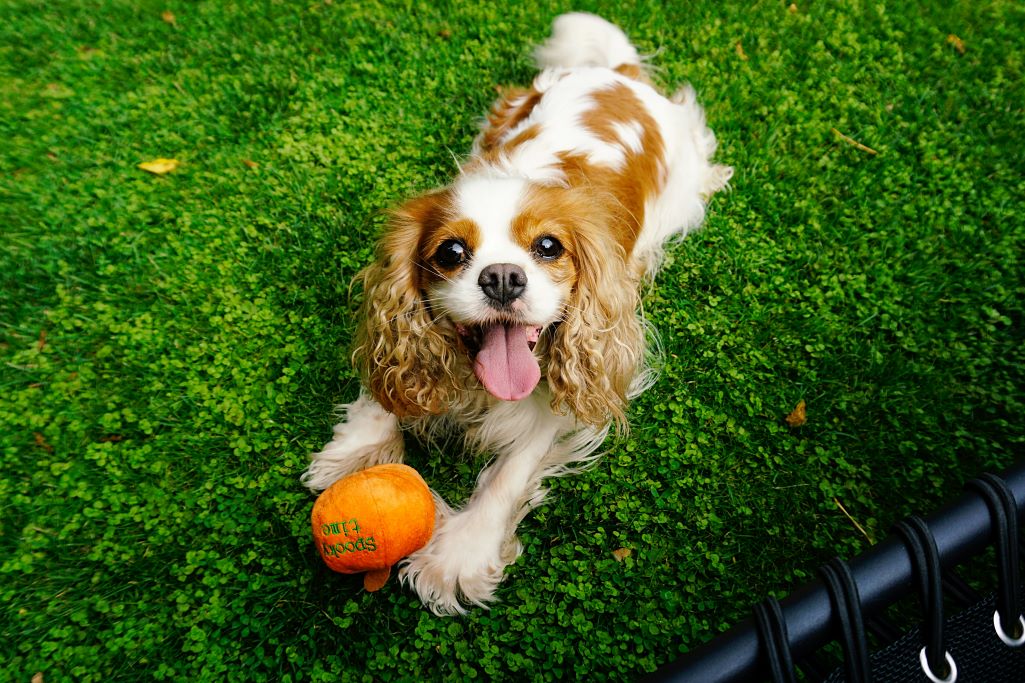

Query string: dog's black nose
478 263 527 305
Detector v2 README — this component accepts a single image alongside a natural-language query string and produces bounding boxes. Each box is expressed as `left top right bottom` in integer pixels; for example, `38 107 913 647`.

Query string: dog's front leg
300 394 404 492
400 400 566 615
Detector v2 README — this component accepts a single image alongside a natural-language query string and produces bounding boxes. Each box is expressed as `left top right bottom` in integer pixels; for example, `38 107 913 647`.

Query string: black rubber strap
967 473 1023 639
819 557 872 683
893 515 950 679
753 597 797 683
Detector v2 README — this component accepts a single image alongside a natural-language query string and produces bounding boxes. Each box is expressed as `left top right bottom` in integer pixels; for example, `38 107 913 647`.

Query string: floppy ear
546 224 645 430
352 192 463 417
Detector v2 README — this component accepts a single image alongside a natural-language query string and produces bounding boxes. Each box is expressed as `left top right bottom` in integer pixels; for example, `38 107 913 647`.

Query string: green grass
2 0 1024 680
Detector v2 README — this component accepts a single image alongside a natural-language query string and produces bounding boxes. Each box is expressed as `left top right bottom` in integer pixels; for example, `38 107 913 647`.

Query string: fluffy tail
534 12 641 71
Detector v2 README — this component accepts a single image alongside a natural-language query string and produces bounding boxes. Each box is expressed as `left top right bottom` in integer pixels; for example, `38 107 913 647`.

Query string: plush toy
311 463 435 591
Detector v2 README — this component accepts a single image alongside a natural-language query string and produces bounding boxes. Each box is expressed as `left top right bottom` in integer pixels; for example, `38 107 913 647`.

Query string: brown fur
569 83 667 257
352 191 472 417
477 87 543 153
520 186 644 429
418 218 482 275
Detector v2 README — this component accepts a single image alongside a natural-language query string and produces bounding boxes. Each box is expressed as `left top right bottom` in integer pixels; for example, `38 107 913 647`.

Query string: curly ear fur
352 193 465 417
546 223 646 430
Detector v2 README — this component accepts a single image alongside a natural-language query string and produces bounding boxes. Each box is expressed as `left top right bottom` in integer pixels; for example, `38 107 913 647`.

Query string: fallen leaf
947 34 965 54
99 435 125 443
788 3 798 13
785 400 807 427
34 433 54 453
735 42 748 61
438 28 452 39
363 566 390 592
138 158 180 175
33 674 44 683
37 328 47 351
611 547 632 562
242 158 259 169
161 10 177 25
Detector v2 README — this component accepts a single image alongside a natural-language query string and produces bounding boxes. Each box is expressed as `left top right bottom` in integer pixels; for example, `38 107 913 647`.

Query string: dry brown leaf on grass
785 400 807 427
242 159 259 169
138 158 180 175
161 10 177 26
33 674 44 683
611 548 632 562
735 42 748 61
947 34 966 54
34 433 54 453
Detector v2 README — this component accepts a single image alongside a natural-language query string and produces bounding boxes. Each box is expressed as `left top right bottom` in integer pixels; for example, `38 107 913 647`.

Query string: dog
301 12 731 615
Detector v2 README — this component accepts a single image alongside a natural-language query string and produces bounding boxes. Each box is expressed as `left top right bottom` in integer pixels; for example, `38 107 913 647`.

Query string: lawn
2 0 1024 680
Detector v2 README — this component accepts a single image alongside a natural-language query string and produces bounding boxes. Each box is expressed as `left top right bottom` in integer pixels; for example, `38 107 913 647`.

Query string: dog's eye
533 235 564 261
435 239 470 269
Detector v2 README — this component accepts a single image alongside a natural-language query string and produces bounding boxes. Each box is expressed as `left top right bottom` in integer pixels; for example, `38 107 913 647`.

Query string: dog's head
354 174 644 428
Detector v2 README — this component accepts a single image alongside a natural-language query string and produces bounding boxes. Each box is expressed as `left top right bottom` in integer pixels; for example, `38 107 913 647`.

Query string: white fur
299 394 404 491
401 391 588 614
533 12 641 71
302 13 730 616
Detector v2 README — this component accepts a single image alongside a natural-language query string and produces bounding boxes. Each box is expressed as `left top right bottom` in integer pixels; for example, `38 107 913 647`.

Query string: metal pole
651 460 1025 683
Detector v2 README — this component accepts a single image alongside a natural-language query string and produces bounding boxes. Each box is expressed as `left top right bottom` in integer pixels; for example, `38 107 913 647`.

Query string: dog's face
354 174 644 427
420 177 577 402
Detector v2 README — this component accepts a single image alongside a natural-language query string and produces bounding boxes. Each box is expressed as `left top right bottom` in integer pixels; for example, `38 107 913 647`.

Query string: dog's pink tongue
474 324 541 401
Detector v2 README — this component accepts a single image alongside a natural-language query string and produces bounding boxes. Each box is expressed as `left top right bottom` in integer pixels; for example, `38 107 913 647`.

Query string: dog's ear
352 191 463 417
546 219 645 430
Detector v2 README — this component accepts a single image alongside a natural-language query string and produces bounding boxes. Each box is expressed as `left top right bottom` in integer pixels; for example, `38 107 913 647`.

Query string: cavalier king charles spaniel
302 12 731 615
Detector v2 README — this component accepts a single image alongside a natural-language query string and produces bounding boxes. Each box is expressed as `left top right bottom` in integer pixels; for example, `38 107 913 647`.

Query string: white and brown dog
302 12 731 615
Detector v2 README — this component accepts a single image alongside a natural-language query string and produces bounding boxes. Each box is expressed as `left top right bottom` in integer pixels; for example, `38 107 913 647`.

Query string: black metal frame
650 461 1025 682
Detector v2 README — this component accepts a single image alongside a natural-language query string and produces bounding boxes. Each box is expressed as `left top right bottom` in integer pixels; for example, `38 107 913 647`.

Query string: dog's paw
399 504 522 616
300 395 403 492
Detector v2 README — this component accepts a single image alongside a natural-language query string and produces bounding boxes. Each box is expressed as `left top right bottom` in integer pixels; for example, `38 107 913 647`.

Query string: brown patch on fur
557 82 666 258
477 87 543 153
476 124 542 167
391 190 453 290
511 186 581 289
418 218 482 278
352 190 471 417
614 63 652 85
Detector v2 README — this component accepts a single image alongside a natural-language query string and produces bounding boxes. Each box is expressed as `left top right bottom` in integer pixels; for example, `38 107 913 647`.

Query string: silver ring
919 647 957 683
993 610 1025 647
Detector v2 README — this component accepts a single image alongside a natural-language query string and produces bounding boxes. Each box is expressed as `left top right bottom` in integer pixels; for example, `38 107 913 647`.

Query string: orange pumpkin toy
311 463 435 591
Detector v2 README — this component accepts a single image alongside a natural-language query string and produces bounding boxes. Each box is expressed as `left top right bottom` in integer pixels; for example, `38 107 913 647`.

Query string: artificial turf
2 0 1024 680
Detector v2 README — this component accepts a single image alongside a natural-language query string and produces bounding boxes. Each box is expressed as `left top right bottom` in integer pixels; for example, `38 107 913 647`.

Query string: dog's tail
533 13 641 71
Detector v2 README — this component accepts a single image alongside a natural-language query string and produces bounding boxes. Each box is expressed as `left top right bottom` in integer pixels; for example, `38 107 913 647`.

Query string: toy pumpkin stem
364 566 391 592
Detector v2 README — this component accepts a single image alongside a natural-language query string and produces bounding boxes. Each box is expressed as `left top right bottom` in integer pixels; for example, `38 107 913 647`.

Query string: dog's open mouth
456 322 543 402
